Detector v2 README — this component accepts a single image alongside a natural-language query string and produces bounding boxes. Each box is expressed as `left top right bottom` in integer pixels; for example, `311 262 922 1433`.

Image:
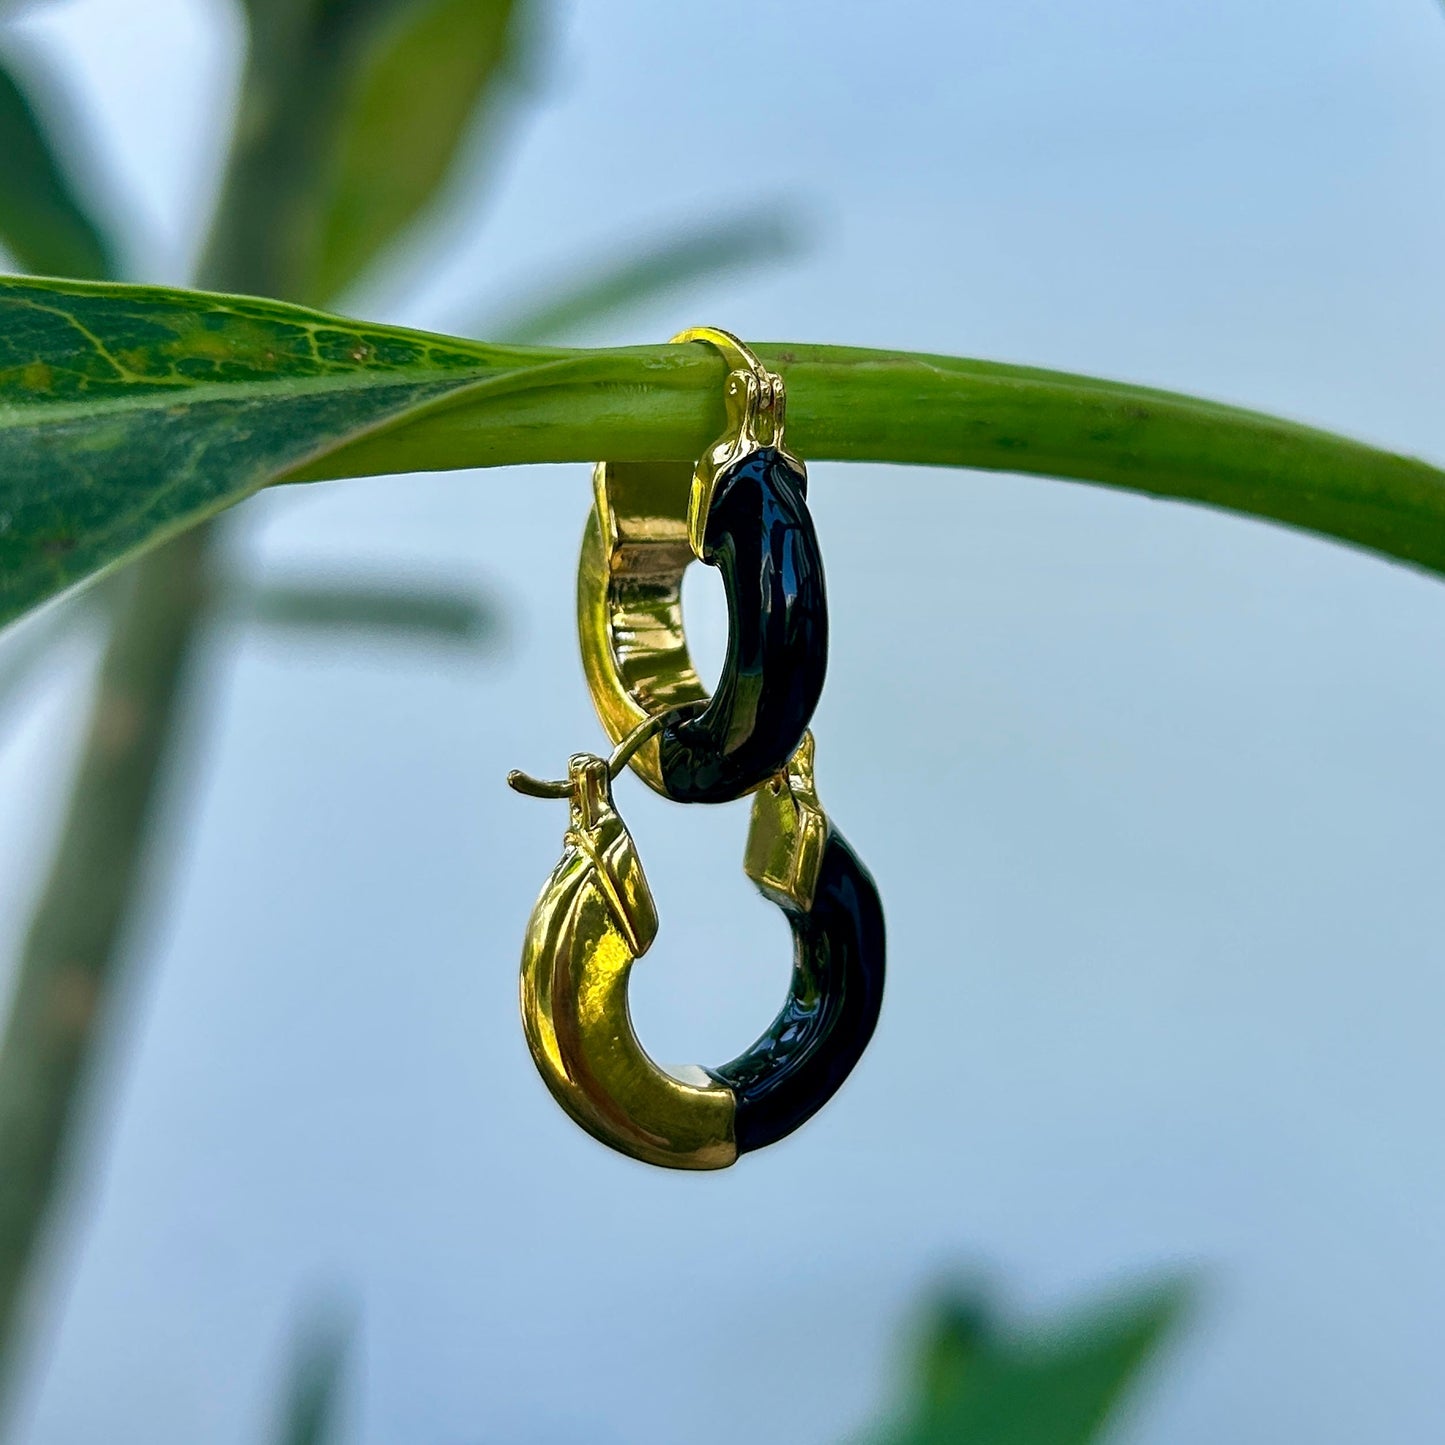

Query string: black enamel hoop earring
577 328 827 804
508 725 886 1169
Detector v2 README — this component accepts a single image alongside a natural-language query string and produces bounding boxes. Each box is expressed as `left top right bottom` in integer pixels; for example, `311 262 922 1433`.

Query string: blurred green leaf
237 578 499 646
489 208 803 344
309 0 525 302
271 1304 353 1445
6 275 1445 633
872 1281 1187 1445
911 1290 993 1414
203 0 528 305
0 45 117 280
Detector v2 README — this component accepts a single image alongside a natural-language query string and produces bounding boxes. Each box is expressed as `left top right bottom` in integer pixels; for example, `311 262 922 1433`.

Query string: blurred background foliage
0 1 1191 1441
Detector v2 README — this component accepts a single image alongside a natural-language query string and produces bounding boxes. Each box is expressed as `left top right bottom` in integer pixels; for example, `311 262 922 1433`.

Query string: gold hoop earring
577 328 826 803
509 720 885 1169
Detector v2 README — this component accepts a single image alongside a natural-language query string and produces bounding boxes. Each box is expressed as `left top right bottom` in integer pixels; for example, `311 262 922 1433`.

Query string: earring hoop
577 328 828 803
510 730 885 1169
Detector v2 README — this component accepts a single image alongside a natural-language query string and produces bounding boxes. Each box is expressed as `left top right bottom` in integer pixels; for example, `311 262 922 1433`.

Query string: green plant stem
305 343 1445 579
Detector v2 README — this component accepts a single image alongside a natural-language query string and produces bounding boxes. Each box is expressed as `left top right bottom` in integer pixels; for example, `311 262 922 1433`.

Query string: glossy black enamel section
656 446 827 804
710 830 886 1153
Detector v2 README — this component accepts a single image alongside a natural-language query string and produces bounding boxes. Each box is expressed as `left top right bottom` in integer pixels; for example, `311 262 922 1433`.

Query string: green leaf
0 275 536 627
487 207 803 344
4 274 1445 633
873 1281 1186 1445
308 0 525 302
236 577 500 645
0 45 117 280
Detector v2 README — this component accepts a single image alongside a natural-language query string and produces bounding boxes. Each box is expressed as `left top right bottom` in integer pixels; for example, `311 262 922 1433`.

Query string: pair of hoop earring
509 329 886 1170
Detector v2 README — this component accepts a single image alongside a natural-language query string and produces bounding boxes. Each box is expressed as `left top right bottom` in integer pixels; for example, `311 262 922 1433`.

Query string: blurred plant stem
0 4 336 1413
0 527 211 1390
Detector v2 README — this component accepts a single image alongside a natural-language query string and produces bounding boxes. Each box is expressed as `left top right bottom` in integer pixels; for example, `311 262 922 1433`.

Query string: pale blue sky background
2 1 1445 1442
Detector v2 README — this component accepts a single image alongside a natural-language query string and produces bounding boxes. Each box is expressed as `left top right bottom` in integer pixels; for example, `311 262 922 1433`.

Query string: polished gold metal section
577 461 706 794
577 327 799 796
515 752 738 1170
667 326 773 391
744 733 828 911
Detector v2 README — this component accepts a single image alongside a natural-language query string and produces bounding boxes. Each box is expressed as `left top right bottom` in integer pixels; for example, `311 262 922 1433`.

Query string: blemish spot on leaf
163 329 233 362
21 361 52 391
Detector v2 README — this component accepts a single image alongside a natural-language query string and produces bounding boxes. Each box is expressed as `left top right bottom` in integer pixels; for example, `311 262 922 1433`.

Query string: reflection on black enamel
656 446 827 804
710 831 886 1153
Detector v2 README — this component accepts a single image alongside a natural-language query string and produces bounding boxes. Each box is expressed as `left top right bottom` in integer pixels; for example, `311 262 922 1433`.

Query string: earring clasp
506 709 677 801
670 326 788 557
